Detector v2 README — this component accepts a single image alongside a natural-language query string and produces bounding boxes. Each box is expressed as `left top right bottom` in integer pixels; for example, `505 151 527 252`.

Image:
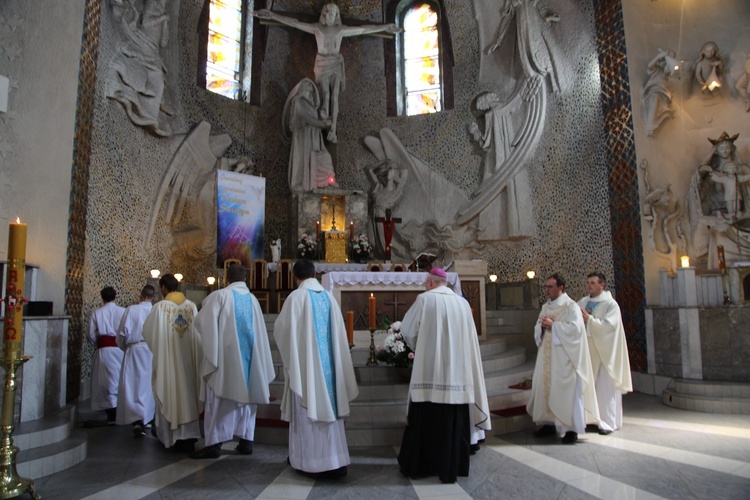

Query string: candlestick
346 311 354 347
0 219 38 499
369 293 376 330
367 327 379 366
349 221 354 241
316 221 321 240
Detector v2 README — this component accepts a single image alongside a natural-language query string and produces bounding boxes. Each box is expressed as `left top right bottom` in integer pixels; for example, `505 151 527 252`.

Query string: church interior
1 0 749 498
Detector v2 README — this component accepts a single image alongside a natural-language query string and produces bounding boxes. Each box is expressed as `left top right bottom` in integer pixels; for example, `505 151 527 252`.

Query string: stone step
662 388 750 414
15 405 87 479
673 379 750 399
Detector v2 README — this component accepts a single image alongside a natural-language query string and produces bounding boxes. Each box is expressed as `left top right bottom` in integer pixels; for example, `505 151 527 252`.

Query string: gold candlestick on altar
0 219 38 499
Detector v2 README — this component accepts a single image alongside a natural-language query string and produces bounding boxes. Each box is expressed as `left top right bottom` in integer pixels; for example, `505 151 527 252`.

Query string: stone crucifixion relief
254 3 400 143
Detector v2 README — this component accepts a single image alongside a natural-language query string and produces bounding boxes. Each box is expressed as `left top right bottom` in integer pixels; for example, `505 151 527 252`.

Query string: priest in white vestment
273 259 358 478
88 286 126 424
578 272 632 434
115 284 156 436
397 268 491 484
527 274 599 444
142 274 203 452
191 265 276 459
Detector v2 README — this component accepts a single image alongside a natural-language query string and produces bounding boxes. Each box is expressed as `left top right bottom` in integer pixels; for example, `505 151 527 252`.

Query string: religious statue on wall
143 121 254 264
735 56 750 112
254 3 400 143
468 91 537 241
642 49 677 137
640 160 685 271
485 0 561 94
283 78 336 192
105 0 174 137
685 132 750 269
693 41 722 94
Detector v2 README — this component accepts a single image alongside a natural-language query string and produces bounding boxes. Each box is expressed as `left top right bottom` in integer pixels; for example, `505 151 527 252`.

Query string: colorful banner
217 170 265 266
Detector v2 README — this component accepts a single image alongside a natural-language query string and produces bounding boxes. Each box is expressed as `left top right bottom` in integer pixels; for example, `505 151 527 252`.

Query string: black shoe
318 466 347 479
585 424 600 433
132 423 145 438
470 443 480 455
533 425 556 437
173 438 197 454
236 439 253 455
562 431 578 444
598 428 613 435
190 443 221 459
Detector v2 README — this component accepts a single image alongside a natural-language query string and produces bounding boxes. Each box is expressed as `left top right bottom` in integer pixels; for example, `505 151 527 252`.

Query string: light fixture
150 269 160 279
680 256 690 268
207 276 216 286
526 270 536 280
174 273 184 282
489 274 498 283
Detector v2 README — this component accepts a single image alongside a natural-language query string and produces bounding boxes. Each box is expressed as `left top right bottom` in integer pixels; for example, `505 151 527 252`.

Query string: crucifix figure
375 208 401 261
254 3 400 143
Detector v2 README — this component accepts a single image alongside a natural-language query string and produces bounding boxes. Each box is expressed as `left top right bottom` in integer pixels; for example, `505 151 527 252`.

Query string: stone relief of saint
106 0 174 137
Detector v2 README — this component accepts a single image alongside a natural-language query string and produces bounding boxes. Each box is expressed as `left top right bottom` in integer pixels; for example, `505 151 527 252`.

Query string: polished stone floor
33 393 750 499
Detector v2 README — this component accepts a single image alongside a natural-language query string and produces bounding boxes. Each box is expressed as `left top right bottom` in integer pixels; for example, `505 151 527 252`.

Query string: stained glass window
402 3 441 115
206 0 251 100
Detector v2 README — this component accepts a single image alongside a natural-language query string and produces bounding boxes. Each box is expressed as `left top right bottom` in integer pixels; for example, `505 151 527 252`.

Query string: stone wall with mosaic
76 0 629 383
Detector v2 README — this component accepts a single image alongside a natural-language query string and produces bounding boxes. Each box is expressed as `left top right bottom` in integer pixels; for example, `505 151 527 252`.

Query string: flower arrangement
350 233 372 262
296 233 317 259
375 321 415 368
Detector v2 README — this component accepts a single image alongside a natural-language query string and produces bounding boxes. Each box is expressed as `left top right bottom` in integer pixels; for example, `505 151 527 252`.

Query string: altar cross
375 208 401 261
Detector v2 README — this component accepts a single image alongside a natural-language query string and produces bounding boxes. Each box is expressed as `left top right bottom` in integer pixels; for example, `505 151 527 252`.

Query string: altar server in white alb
397 268 491 484
143 274 203 453
527 274 599 444
88 286 126 424
578 272 632 435
274 259 358 478
115 284 156 437
191 265 276 459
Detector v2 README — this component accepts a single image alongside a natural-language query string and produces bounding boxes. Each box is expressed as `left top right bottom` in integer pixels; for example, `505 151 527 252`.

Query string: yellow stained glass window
206 0 251 100
403 3 441 115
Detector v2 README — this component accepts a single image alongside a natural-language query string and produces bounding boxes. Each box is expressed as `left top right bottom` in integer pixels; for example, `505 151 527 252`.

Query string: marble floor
32 393 750 499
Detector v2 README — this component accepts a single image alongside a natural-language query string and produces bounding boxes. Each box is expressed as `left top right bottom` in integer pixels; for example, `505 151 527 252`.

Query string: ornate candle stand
0 353 37 500
0 287 38 498
366 328 379 366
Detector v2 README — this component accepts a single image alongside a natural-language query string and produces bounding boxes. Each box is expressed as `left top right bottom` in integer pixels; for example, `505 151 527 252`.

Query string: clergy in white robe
273 259 358 478
579 273 632 434
527 274 599 444
115 284 156 436
142 274 203 452
397 268 491 484
88 286 126 423
191 265 275 459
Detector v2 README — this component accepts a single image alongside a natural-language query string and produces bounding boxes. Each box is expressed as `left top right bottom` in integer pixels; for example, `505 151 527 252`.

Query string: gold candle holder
366 328 378 366
0 220 38 499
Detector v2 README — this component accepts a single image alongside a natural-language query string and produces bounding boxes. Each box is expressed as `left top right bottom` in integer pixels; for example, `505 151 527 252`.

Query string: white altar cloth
321 271 461 300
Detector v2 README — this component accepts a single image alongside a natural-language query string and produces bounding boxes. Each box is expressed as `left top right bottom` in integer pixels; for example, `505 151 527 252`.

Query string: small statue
694 41 722 93
271 239 281 263
735 56 750 112
642 49 676 136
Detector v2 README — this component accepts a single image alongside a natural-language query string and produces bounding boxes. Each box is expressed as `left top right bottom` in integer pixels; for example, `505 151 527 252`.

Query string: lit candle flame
15 217 20 224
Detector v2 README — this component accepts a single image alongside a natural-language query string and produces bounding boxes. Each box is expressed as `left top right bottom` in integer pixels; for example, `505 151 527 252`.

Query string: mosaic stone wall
65 0 102 401
73 0 644 382
593 0 647 371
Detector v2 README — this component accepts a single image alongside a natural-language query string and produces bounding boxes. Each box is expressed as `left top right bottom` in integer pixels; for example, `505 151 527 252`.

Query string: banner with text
217 170 265 266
